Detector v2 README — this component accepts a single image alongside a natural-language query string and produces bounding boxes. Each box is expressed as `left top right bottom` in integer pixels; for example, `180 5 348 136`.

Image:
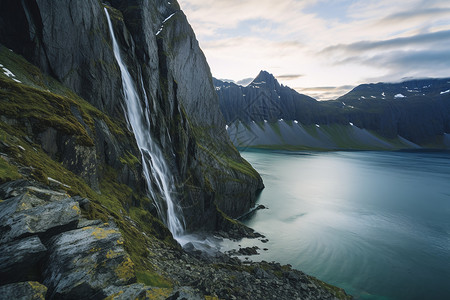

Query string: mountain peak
251 70 276 84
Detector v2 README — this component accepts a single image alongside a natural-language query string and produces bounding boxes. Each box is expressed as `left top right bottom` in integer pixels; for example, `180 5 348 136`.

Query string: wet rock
43 223 135 299
0 281 47 300
0 236 47 284
238 246 259 256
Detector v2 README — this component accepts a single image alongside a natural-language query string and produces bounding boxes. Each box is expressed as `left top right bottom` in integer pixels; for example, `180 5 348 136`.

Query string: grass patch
136 270 172 288
0 156 21 184
0 46 124 137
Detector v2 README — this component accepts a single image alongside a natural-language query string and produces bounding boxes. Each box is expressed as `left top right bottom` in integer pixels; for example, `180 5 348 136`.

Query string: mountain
216 71 450 150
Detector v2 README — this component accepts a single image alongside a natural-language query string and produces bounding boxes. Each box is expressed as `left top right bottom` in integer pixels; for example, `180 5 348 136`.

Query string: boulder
0 281 47 300
0 236 47 284
43 223 135 299
0 180 68 201
0 197 81 244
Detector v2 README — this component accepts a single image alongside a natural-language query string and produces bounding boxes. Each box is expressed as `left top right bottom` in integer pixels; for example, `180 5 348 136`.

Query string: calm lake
233 150 450 300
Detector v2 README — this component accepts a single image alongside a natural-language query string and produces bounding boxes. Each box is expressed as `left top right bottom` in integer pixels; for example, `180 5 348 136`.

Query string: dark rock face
0 0 263 231
0 281 48 300
0 0 122 114
216 71 321 124
216 72 450 147
0 236 47 284
335 78 450 144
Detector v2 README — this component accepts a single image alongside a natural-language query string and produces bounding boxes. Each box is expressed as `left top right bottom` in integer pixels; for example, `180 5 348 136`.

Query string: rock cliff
0 0 263 231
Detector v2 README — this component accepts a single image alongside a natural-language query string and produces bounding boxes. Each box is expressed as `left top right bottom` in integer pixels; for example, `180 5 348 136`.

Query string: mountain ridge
215 71 450 149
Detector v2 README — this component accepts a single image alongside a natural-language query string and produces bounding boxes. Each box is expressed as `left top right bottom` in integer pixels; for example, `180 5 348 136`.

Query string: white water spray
104 8 185 238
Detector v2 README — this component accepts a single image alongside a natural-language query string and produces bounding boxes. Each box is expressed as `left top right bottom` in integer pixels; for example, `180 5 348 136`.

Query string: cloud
179 0 450 98
295 85 355 100
362 50 450 69
236 78 254 86
321 30 450 55
276 74 304 80
377 7 450 26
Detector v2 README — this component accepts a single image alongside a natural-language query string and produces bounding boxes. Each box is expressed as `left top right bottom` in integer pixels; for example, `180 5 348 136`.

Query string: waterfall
104 8 185 238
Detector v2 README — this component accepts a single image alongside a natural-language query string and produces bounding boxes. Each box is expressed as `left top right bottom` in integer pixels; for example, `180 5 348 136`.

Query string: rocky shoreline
0 178 352 299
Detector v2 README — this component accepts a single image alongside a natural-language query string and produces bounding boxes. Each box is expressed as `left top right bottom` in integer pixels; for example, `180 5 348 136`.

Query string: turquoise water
238 150 450 300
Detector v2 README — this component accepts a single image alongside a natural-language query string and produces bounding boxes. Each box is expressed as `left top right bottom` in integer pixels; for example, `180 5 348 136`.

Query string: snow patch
371 96 376 99
156 12 177 35
440 89 450 95
48 177 71 189
264 120 268 123
2 67 15 77
349 122 354 126
394 93 406 98
294 120 298 124
2 66 20 83
315 124 320 128
382 92 385 97
342 102 346 106
279 118 284 122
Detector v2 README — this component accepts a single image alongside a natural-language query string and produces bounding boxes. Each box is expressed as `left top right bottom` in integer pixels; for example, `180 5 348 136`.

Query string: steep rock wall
0 0 263 230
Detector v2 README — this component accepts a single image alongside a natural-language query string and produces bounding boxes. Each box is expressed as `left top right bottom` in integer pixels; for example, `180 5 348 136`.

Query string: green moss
136 270 172 288
308 276 352 300
0 156 21 184
0 77 94 146
0 46 124 137
120 151 140 167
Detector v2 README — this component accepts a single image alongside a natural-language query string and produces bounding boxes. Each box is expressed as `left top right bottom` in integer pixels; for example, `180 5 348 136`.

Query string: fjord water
239 150 450 300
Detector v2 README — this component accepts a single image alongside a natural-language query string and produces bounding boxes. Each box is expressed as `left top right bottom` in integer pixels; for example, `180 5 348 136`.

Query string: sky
178 0 450 100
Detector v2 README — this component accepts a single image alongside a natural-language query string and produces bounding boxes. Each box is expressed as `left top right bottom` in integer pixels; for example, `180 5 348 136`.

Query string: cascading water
104 8 185 239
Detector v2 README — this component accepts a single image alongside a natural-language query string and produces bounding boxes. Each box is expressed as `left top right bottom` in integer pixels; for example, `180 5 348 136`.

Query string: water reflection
233 150 450 300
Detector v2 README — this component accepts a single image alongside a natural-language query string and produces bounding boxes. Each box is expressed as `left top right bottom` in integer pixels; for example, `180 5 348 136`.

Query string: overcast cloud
179 0 450 100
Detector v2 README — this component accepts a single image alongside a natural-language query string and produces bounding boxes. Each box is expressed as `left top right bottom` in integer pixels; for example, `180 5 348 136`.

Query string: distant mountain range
215 71 450 150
